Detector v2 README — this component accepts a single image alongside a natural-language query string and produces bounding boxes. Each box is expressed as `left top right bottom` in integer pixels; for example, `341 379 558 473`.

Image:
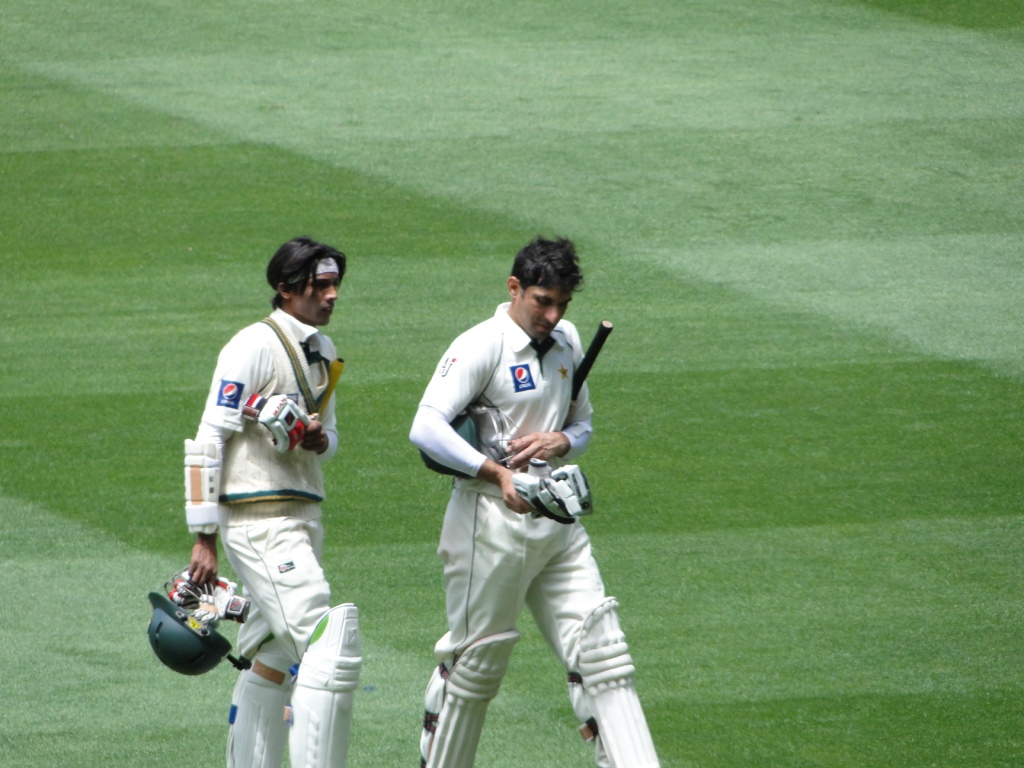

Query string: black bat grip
572 320 613 400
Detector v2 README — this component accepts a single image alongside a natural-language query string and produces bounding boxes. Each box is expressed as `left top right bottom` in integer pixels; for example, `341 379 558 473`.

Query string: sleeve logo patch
216 380 245 409
510 364 536 393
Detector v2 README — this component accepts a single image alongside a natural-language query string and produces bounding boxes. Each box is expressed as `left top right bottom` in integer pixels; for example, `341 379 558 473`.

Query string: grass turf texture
1 0 1022 766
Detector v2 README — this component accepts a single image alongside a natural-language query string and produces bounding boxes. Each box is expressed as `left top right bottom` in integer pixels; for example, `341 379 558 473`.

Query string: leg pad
289 604 362 768
578 598 659 768
423 630 520 768
227 653 293 768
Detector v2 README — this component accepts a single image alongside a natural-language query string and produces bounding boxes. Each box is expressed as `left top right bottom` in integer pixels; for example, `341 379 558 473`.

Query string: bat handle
571 320 614 400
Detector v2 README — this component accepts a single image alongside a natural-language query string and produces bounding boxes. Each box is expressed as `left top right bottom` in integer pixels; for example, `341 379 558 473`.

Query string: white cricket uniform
194 307 339 663
413 303 607 671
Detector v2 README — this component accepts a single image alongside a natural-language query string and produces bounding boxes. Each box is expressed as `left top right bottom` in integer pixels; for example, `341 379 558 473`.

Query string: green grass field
1 1 1022 766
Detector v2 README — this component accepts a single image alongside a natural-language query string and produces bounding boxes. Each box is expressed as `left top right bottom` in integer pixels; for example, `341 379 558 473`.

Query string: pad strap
227 654 293 768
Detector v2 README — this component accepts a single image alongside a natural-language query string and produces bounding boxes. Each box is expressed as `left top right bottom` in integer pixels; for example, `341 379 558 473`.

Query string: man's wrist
476 458 511 486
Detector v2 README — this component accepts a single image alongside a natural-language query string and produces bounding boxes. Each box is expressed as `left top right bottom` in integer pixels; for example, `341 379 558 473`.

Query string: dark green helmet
147 592 232 675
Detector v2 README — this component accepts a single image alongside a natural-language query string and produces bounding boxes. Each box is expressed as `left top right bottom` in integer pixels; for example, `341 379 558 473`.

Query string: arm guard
184 438 220 531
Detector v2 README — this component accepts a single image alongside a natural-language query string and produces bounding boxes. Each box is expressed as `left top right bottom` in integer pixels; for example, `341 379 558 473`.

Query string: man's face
506 276 572 341
280 272 340 326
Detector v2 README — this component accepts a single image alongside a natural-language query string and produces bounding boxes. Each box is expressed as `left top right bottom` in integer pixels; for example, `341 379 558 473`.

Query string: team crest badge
510 364 536 393
216 380 244 409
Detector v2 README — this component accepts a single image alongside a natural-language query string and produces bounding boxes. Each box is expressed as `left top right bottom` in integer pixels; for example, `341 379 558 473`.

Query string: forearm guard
184 438 220 529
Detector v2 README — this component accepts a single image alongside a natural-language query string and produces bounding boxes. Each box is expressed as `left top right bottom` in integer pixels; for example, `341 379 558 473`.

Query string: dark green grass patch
672 690 1024 768
849 0 1024 30
594 358 1024 536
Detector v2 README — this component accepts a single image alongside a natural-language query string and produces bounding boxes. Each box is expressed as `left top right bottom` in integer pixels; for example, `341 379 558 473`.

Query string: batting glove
513 470 585 525
244 393 310 453
169 572 250 626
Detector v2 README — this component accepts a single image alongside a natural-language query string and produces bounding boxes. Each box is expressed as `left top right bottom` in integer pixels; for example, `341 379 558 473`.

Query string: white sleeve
410 405 487 478
418 325 498 422
562 416 592 460
314 370 339 463
200 328 273 433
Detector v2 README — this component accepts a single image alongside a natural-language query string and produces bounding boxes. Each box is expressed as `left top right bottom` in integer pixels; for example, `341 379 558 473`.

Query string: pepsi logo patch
510 364 536 393
216 379 245 409
278 561 296 574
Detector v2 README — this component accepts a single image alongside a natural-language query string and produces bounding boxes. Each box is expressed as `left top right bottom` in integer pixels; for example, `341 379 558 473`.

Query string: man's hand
189 532 218 586
477 458 534 515
506 431 570 470
300 419 330 454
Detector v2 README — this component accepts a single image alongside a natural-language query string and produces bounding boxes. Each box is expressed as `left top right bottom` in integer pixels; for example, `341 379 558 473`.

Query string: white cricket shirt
416 303 594 485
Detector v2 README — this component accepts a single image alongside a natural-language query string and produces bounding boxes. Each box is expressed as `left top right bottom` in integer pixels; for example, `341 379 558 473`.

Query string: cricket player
183 237 361 768
409 236 659 767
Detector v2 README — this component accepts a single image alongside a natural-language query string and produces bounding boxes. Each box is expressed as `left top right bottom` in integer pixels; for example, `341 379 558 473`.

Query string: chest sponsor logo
216 379 245 409
510 364 536 393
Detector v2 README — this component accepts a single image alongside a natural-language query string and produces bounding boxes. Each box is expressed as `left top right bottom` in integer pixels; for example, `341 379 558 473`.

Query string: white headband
315 258 339 276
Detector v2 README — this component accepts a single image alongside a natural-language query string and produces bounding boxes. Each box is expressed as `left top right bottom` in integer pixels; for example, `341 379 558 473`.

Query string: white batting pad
579 598 660 768
424 630 520 768
226 655 293 768
289 603 361 768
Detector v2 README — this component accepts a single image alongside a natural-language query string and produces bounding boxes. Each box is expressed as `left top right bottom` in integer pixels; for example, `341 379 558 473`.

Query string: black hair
510 236 583 294
266 237 347 309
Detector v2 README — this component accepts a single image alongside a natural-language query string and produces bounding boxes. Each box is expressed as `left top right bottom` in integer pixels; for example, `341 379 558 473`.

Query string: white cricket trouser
220 514 332 663
433 488 607 667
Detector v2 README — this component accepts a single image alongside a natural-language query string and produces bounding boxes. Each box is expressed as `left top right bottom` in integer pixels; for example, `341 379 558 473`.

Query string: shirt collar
494 302 564 355
271 307 318 344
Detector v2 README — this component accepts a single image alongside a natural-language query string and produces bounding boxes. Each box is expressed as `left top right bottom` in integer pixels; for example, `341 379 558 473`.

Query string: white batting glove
541 477 583 517
192 579 250 626
513 470 585 525
243 393 310 453
169 572 202 610
169 572 250 625
512 473 544 507
551 465 592 516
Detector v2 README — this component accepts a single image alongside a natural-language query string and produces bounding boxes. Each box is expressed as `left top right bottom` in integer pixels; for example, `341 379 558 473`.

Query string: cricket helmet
147 592 232 675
